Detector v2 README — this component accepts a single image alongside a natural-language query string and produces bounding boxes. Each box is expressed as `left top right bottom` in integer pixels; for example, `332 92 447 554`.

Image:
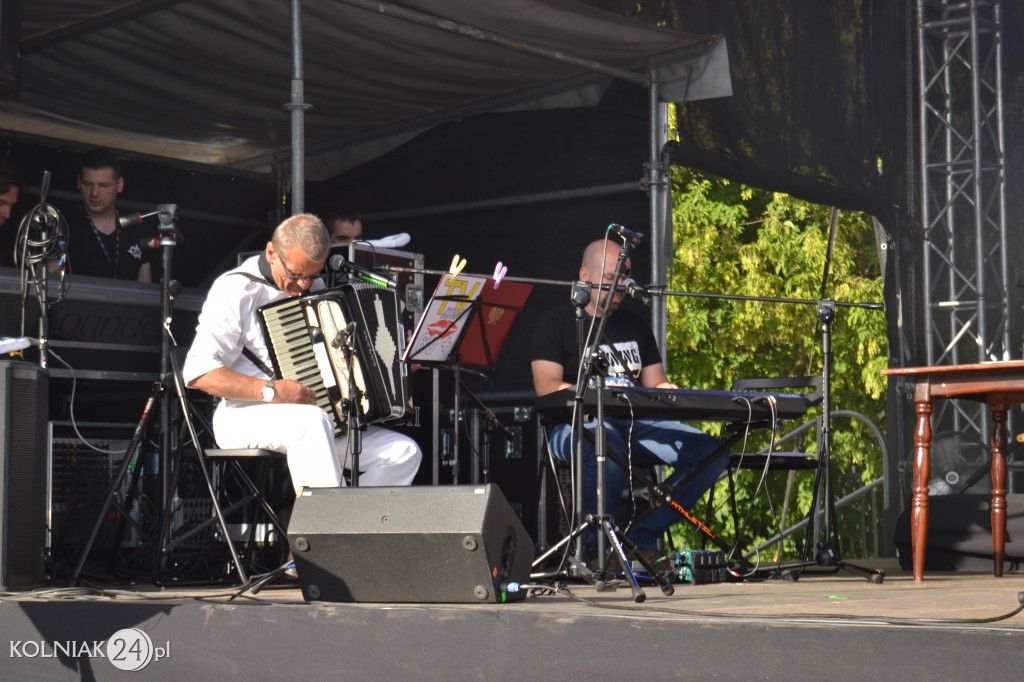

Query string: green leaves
666 168 887 559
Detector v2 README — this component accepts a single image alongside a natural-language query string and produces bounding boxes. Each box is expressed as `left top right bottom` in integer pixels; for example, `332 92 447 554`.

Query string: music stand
404 273 531 483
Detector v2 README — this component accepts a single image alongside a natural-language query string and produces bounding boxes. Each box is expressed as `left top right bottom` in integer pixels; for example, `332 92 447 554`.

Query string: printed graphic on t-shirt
586 341 641 387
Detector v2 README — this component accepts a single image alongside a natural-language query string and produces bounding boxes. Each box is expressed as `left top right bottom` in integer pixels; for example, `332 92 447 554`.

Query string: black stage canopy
4 0 731 180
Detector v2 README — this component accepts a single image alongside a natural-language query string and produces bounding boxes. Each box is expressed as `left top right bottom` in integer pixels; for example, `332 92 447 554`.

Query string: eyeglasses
278 256 322 282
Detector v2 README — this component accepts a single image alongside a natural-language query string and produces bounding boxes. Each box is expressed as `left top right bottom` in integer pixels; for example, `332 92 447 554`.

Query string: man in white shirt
183 213 421 493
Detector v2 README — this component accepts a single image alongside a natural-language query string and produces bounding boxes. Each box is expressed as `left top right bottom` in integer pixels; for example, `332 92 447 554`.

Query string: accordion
257 284 408 435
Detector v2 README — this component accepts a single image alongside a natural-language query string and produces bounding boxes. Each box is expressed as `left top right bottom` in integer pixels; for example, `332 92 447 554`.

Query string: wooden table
882 360 1024 581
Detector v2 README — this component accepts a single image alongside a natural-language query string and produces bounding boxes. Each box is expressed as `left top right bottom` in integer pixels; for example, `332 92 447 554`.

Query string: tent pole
288 0 310 215
648 82 669 358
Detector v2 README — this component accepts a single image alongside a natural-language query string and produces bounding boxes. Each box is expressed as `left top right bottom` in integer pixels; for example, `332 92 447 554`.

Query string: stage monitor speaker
288 484 534 603
0 360 49 591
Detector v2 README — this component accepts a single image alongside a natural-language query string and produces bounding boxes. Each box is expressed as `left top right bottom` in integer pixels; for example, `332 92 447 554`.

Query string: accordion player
257 282 408 435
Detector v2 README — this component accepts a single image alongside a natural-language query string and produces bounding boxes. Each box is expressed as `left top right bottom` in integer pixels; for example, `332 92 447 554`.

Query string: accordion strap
228 270 277 378
242 346 274 378
232 271 275 287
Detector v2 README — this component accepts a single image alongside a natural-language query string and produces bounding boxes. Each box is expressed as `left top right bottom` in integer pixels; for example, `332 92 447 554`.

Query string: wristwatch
260 378 276 403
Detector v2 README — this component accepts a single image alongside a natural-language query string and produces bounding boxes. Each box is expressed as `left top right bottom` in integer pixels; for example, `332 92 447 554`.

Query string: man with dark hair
326 208 363 244
531 238 726 572
65 148 157 282
184 213 421 494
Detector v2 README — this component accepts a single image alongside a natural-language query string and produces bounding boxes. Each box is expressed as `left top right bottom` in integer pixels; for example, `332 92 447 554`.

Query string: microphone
119 210 159 229
609 223 645 249
621 278 651 306
328 254 396 289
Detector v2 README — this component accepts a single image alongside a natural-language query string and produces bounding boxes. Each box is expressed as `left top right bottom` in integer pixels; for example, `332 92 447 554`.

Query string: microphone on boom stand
608 223 645 249
328 253 396 289
119 210 160 229
620 278 652 306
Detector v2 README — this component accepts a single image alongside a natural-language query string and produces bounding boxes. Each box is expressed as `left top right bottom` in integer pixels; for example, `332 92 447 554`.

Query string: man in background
327 208 363 244
65 148 156 282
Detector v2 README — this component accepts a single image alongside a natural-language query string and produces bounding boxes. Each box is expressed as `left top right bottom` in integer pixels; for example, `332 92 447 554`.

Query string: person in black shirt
530 238 726 571
65 149 157 281
327 208 364 244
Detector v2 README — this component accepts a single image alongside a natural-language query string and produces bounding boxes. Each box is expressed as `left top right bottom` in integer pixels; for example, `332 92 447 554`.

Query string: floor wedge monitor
288 484 534 603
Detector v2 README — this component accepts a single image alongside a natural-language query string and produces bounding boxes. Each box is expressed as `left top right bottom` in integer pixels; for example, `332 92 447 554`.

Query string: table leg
911 399 933 582
989 407 1008 578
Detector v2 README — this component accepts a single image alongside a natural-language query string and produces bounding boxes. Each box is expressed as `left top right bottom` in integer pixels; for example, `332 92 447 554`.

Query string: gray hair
272 213 330 262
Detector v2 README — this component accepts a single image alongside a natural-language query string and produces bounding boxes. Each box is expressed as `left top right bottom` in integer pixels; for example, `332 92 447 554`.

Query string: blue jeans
547 418 726 552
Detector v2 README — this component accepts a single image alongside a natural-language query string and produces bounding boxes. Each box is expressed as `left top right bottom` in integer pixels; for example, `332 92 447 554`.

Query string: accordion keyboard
260 297 344 435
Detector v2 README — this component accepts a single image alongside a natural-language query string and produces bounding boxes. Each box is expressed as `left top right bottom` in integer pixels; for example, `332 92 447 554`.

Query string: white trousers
212 400 421 494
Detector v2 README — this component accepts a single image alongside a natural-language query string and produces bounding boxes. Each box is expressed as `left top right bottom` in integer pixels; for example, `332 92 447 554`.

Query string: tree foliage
664 166 888 561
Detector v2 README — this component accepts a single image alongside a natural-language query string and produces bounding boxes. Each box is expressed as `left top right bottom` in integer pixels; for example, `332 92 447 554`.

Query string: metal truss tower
916 0 1010 458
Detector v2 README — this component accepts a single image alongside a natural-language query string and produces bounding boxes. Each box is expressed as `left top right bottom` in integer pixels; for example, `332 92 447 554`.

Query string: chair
720 375 889 564
714 376 824 554
153 348 289 585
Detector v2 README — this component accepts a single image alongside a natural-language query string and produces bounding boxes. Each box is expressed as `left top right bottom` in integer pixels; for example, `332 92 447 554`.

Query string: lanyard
83 207 119 273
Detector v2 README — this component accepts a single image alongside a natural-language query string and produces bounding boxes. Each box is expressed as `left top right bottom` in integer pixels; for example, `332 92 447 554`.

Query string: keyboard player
530 239 726 572
183 214 421 496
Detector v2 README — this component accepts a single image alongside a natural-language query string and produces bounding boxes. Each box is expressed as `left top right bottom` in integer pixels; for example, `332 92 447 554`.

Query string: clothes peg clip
448 254 467 278
492 262 508 289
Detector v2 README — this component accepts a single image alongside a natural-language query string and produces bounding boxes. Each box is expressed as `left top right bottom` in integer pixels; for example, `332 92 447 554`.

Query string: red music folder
404 273 532 370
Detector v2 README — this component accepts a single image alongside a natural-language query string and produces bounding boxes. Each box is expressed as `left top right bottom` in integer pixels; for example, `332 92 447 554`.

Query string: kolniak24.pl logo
10 628 170 671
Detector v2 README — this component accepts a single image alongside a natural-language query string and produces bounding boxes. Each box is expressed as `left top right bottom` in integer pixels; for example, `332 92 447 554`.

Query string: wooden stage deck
2 559 1023 680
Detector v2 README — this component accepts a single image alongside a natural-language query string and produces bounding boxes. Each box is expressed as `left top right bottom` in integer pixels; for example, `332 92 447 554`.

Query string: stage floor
3 558 1023 680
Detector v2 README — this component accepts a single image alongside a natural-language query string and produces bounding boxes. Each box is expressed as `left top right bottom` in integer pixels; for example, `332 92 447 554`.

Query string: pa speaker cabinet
288 484 534 603
0 360 49 591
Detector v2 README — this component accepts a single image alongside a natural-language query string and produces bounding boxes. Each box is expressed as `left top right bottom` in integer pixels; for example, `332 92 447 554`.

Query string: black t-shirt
65 206 158 280
530 303 662 389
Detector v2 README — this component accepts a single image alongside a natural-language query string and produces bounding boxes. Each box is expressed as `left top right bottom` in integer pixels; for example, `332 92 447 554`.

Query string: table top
883 360 1024 406
882 360 1024 376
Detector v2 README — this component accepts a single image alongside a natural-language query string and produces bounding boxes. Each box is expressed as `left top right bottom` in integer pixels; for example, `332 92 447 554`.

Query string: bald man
530 239 725 572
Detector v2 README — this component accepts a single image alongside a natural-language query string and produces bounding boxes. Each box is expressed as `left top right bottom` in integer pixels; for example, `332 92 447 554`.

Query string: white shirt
183 255 324 387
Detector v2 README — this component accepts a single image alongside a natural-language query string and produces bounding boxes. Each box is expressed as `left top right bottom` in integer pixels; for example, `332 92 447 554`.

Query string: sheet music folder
403 273 531 370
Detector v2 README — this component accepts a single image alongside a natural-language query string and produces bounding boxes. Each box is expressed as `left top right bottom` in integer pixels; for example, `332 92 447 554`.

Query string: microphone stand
17 170 66 370
72 205 183 584
157 205 178 514
338 328 365 486
461 379 515 484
